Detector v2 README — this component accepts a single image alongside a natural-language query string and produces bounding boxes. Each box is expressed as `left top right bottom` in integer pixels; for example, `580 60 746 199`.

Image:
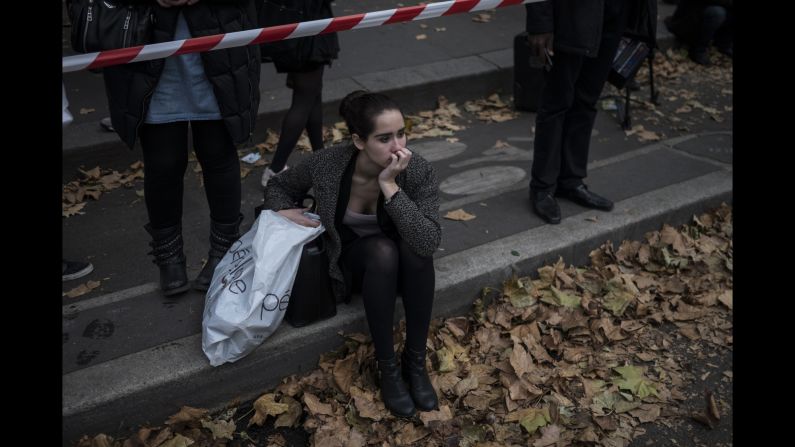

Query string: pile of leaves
63 163 145 218
405 96 467 140
76 203 732 447
463 94 519 123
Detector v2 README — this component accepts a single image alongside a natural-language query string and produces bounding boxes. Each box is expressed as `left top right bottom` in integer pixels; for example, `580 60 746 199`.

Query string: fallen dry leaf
249 394 289 426
444 209 476 221
64 280 101 298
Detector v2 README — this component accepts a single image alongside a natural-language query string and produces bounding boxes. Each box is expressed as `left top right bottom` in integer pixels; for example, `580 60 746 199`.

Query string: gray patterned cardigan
262 142 441 301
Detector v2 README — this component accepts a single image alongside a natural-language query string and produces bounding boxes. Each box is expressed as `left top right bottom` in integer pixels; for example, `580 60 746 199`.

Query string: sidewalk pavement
62 1 734 444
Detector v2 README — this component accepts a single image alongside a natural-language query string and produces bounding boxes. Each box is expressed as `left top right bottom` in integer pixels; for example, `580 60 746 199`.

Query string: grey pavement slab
672 132 733 165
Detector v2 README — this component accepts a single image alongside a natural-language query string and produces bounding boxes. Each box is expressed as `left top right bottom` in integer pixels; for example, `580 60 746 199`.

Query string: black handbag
67 0 155 53
254 195 337 328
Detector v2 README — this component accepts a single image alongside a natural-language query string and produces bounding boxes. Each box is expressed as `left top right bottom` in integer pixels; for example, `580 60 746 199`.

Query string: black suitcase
513 32 546 112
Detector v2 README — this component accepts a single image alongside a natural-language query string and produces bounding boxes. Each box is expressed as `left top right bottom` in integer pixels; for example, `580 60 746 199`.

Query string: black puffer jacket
103 0 261 149
526 0 657 57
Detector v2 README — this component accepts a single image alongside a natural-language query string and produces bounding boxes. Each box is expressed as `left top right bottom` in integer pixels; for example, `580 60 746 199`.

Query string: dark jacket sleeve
383 158 441 258
262 156 315 211
525 1 554 34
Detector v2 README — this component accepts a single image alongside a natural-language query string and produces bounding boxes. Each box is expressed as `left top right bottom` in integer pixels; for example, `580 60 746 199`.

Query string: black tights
138 120 241 229
270 66 325 173
341 235 436 361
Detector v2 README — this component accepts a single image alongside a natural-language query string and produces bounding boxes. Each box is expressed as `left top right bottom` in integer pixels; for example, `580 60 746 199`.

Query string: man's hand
277 208 321 227
527 32 554 58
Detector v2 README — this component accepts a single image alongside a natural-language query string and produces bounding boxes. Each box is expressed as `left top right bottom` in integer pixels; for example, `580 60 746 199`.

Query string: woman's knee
364 237 400 273
398 240 434 272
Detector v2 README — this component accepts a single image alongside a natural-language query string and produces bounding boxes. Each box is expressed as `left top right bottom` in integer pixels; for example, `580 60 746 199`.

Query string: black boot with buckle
401 347 439 411
144 223 190 296
194 214 243 291
377 356 417 418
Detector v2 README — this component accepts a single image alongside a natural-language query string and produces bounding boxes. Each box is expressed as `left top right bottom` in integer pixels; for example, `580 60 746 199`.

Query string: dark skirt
256 0 340 73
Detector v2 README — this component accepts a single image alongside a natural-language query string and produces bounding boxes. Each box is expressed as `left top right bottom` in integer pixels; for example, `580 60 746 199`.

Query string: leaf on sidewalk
200 418 235 440
159 434 195 447
624 124 661 142
444 209 476 221
166 406 208 426
692 390 721 429
249 394 289 426
274 396 302 428
533 424 561 447
350 386 385 421
472 13 492 23
612 365 658 398
303 392 334 417
420 404 453 426
64 280 101 298
717 290 733 309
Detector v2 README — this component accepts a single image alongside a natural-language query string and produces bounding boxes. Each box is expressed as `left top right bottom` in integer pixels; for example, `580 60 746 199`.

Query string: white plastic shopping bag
202 210 324 366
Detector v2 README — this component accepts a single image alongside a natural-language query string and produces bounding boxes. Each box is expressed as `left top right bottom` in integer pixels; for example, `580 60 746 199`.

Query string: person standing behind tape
101 0 261 296
256 0 340 188
62 83 95 282
524 0 655 224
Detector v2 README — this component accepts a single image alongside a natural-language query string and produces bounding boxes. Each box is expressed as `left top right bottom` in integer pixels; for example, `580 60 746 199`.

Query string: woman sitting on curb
262 90 441 418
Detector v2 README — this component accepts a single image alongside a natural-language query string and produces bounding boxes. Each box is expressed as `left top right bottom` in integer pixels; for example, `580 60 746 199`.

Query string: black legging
341 234 436 361
270 66 325 173
138 120 241 229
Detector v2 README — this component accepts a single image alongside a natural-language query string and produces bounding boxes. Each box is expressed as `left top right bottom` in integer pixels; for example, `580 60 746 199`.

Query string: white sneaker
261 165 288 188
100 117 115 132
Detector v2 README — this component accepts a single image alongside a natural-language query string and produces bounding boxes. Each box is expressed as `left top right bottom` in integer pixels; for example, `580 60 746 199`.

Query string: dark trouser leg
139 122 189 229
341 235 416 417
271 66 325 172
191 120 241 224
138 122 190 295
396 240 438 411
398 240 435 353
190 120 242 290
306 92 324 151
530 55 582 193
558 6 626 190
341 234 400 360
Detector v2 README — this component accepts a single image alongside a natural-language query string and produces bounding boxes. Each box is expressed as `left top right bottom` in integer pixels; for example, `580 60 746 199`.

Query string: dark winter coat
102 0 261 149
525 0 657 57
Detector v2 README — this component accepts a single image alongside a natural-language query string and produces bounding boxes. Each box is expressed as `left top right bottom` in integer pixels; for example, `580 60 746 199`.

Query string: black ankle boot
401 348 439 411
377 356 416 418
194 214 243 291
144 223 189 296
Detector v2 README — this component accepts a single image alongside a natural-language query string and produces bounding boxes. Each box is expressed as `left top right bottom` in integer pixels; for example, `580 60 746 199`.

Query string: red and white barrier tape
62 0 543 73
